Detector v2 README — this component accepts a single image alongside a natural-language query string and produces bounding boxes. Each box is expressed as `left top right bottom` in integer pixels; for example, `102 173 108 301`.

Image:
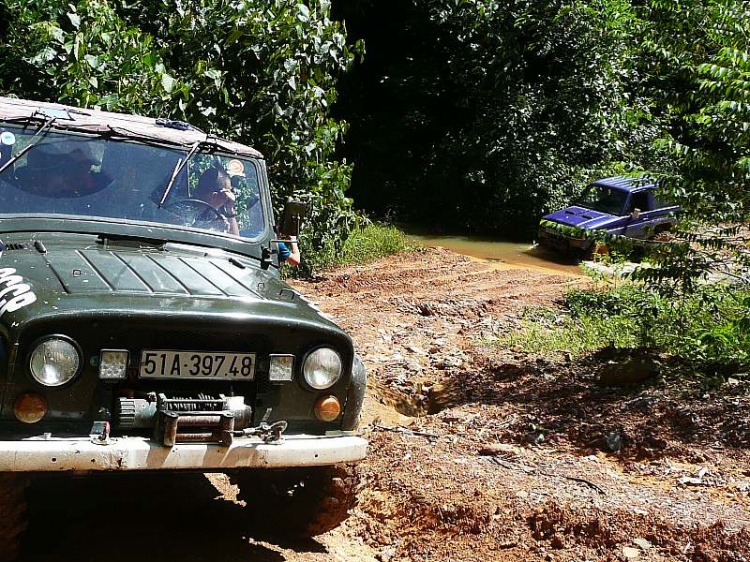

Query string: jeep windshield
576 185 628 215
0 124 267 240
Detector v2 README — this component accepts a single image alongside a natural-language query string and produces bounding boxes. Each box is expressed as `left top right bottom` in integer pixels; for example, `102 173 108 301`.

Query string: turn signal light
314 395 341 422
14 393 47 424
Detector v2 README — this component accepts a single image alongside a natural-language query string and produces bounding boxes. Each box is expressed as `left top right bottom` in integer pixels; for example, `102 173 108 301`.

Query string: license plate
139 350 256 380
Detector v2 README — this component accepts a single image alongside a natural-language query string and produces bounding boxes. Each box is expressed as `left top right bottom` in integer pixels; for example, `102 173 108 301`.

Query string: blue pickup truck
538 176 680 255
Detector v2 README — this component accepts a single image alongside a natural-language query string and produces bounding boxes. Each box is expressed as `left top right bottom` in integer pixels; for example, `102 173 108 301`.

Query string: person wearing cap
226 159 265 239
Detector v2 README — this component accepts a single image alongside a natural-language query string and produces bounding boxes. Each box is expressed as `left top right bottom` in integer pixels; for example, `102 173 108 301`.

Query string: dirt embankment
22 248 750 561
290 248 750 562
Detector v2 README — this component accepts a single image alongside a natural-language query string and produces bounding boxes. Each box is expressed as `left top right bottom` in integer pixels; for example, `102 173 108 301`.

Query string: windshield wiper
158 135 213 207
0 114 57 178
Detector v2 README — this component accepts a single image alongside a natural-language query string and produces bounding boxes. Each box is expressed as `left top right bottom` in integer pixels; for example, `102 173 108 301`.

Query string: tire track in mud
308 251 575 319
293 249 580 422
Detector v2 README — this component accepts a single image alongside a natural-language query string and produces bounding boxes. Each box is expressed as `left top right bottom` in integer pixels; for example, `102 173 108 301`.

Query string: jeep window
0 125 266 239
577 185 628 215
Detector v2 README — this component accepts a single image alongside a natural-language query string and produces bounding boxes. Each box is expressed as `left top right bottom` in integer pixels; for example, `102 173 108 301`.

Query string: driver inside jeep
191 165 240 235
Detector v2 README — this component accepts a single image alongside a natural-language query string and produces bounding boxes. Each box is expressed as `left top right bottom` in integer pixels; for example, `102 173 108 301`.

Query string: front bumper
0 434 367 473
538 229 591 251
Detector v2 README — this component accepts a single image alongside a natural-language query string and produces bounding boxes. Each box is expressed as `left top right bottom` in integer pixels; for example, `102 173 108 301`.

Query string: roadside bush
297 223 416 273
503 308 640 355
503 285 750 374
626 2 750 292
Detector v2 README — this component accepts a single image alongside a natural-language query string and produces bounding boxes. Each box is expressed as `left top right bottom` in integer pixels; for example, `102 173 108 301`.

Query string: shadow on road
425 349 750 457
20 472 326 561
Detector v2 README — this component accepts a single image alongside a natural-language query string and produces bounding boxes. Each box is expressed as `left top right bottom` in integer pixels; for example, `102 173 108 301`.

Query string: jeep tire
231 464 359 538
0 474 29 560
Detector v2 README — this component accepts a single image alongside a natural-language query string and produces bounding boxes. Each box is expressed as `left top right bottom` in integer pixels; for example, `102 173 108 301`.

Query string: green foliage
300 223 416 273
503 285 750 372
627 1 750 291
338 0 664 236
0 0 362 266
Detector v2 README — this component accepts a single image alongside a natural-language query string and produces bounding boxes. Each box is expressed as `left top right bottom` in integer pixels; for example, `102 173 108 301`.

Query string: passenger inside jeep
14 140 111 199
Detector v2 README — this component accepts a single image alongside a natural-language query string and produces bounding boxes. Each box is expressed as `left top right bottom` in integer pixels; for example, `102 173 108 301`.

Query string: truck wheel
651 223 673 241
0 474 29 560
232 464 359 538
582 242 607 261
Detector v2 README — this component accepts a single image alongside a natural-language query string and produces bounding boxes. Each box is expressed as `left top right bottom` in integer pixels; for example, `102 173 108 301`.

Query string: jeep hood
542 206 618 230
0 235 342 340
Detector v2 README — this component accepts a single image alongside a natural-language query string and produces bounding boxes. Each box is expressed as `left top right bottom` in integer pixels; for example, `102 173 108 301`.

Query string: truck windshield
576 185 628 215
0 124 266 239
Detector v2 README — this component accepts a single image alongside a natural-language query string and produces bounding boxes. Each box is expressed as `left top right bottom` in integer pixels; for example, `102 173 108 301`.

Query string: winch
114 393 257 446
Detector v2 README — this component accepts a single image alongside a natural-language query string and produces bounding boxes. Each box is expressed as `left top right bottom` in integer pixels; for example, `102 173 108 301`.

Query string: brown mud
24 248 750 561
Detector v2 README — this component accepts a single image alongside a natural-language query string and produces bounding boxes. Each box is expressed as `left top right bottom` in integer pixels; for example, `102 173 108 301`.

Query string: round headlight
29 338 81 387
303 348 343 390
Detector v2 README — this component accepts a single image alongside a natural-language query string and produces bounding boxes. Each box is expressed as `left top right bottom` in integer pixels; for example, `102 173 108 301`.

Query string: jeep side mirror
279 200 307 238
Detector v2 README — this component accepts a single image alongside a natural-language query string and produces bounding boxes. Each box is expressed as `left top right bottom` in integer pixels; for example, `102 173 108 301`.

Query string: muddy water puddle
408 233 583 276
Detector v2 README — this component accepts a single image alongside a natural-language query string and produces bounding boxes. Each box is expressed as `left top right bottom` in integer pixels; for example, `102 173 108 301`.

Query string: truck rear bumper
0 434 367 472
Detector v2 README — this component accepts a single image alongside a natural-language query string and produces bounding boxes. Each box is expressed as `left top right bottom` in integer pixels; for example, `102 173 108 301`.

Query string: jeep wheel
0 474 29 560
231 464 359 538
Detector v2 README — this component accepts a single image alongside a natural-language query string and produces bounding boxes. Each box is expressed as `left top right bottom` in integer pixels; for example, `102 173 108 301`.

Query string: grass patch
503 308 639 355
300 223 417 273
500 285 750 374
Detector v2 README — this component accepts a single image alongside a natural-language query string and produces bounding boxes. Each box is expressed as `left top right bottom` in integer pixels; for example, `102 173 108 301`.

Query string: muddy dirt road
25 248 750 561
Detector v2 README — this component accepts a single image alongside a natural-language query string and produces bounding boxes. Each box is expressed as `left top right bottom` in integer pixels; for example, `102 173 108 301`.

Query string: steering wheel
163 198 227 229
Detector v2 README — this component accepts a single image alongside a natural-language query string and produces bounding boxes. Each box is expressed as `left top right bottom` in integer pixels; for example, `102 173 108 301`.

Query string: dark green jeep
0 97 367 557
